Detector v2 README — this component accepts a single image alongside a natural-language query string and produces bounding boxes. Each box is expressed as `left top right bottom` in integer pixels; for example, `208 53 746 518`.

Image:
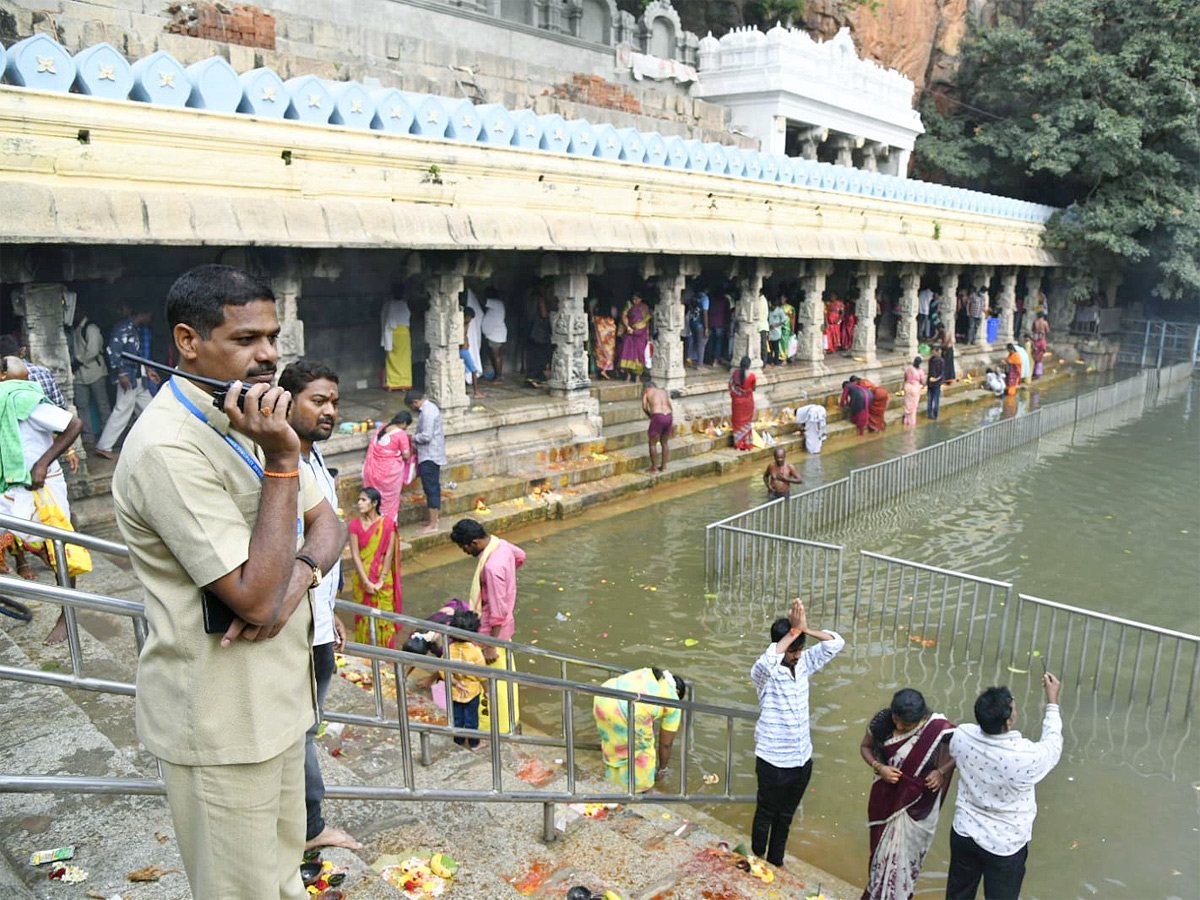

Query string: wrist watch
296 554 322 588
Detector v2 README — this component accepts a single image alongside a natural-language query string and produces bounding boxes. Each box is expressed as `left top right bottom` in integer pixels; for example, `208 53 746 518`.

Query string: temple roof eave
0 181 1060 268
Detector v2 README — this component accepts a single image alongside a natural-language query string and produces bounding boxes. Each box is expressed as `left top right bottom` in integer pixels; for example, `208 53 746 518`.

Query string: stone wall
0 0 741 142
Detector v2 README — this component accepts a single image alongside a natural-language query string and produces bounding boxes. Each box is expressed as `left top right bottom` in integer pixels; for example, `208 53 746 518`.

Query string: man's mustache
245 365 277 378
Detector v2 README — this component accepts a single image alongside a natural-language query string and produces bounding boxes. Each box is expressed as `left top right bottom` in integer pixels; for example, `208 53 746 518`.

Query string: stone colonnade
13 256 1066 422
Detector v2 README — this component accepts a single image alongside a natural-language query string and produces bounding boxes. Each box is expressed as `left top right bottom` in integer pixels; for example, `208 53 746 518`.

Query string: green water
403 374 1200 899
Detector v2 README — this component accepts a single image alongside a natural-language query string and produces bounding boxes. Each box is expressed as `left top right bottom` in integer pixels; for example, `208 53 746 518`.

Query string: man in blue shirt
95 304 158 459
749 597 845 868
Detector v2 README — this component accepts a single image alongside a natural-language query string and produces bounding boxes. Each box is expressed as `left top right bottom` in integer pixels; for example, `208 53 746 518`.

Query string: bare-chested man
642 378 673 474
763 447 802 500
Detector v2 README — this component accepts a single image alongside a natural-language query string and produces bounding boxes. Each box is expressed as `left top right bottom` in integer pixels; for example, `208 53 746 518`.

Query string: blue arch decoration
130 51 189 106
5 34 75 93
328 81 375 129
72 42 132 100
186 56 242 112
238 67 288 119
370 89 414 133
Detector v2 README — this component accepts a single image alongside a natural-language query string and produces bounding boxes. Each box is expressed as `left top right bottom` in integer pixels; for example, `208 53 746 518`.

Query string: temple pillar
858 141 880 173
419 255 477 413
851 261 883 362
269 261 305 370
730 258 771 373
995 268 1018 346
1045 272 1073 336
797 125 824 161
798 260 834 364
831 133 854 168
12 283 74 409
644 255 700 393
544 253 602 403
894 264 922 358
974 266 994 348
1024 270 1044 334
893 148 912 178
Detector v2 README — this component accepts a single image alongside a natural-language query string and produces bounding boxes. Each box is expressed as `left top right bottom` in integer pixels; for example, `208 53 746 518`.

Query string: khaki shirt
112 376 322 766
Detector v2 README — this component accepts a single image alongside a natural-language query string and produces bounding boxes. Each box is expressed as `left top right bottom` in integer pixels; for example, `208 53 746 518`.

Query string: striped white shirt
750 632 845 769
300 445 340 646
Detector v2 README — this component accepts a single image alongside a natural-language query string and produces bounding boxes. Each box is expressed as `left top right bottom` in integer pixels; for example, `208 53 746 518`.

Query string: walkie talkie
120 352 252 411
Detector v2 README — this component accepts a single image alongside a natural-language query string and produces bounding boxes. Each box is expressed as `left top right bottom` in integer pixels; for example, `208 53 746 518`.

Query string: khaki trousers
159 737 307 900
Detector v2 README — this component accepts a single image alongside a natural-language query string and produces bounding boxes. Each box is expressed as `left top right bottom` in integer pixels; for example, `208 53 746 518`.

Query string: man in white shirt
946 673 1063 899
918 287 933 339
481 285 508 383
280 360 360 853
749 597 845 867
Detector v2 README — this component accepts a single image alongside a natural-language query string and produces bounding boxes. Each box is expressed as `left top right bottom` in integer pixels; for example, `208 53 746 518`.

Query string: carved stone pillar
422 260 471 413
995 268 1018 346
270 264 305 371
797 260 834 364
894 265 923 358
544 253 601 401
851 261 883 362
1045 272 1073 336
730 258 771 372
858 141 880 173
1024 270 1043 332
644 255 699 393
12 283 74 409
938 266 961 317
831 134 854 167
974 266 993 347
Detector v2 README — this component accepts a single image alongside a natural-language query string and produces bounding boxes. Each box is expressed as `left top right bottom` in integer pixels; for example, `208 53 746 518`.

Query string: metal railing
707 364 1195 584
705 521 844 618
0 517 759 836
851 551 1013 666
1006 593 1200 720
1118 319 1200 369
705 362 1198 721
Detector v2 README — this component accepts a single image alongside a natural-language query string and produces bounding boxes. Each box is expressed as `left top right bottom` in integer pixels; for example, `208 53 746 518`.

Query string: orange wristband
263 469 300 479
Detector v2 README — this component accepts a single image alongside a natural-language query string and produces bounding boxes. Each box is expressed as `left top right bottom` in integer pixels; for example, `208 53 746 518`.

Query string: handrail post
542 802 556 843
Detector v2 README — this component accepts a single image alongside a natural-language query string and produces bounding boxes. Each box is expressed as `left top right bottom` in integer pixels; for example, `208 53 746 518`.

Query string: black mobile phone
201 589 236 635
120 352 250 411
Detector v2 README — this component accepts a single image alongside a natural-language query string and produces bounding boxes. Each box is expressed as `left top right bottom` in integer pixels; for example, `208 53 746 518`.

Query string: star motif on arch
553 128 564 140
97 64 116 81
390 106 404 118
427 111 439 123
350 99 363 113
159 71 175 88
462 115 473 127
36 55 56 74
580 134 591 144
308 94 322 108
493 121 506 133
607 138 617 149
525 125 536 137
262 86 276 101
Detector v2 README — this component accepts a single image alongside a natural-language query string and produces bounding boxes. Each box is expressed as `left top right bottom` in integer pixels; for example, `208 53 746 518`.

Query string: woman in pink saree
902 357 925 426
618 294 652 380
859 689 955 900
361 411 415 524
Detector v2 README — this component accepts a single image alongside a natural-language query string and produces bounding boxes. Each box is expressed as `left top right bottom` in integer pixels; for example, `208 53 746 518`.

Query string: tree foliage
913 0 1200 302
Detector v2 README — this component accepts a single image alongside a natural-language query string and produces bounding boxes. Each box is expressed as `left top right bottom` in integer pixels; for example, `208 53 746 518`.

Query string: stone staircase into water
0 556 859 899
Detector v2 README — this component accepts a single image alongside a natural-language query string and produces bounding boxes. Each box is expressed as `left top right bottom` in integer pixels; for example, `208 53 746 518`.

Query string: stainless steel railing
851 551 1013 666
705 523 843 619
1007 593 1200 720
0 517 759 833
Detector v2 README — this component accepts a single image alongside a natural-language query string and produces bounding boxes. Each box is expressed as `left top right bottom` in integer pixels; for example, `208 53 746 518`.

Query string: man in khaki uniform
111 265 344 900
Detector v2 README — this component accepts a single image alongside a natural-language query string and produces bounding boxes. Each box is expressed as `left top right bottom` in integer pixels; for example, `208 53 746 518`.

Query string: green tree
914 0 1200 302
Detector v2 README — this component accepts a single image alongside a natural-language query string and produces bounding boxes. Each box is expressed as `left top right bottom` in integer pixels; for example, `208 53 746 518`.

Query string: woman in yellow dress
348 488 401 647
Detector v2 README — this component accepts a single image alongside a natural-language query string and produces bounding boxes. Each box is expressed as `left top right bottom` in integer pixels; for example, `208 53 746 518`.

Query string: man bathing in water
642 378 673 473
763 447 802 500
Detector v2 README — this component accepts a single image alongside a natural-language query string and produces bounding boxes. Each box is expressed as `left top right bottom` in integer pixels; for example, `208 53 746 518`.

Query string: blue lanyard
169 376 264 479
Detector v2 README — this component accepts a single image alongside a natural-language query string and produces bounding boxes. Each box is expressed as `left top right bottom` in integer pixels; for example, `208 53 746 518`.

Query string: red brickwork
550 74 642 115
165 2 275 50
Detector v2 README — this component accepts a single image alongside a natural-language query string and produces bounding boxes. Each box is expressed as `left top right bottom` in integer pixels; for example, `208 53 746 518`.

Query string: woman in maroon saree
728 356 757 449
859 689 955 900
840 380 870 435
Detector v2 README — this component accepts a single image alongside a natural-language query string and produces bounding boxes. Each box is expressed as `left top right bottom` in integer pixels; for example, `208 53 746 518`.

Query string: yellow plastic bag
750 428 766 449
32 489 92 577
